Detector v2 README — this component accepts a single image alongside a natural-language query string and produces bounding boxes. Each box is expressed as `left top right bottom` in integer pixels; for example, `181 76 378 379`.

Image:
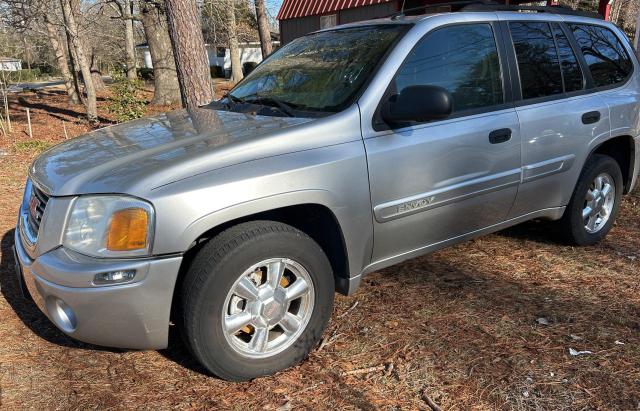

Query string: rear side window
569 24 633 88
393 23 503 113
552 24 584 93
510 22 563 99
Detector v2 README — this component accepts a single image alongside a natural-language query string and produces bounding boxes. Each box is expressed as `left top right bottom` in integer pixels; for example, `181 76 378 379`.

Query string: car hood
30 108 314 196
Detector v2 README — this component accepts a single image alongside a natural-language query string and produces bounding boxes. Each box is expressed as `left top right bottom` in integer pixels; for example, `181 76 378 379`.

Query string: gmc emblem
29 195 40 220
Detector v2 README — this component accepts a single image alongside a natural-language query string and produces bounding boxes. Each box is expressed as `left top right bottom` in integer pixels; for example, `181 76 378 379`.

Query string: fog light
93 270 136 285
46 297 77 333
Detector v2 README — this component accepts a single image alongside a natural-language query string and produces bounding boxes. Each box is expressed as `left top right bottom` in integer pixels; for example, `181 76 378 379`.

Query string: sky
266 0 284 19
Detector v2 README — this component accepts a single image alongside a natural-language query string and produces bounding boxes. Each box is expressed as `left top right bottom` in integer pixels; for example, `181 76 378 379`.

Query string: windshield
227 25 408 114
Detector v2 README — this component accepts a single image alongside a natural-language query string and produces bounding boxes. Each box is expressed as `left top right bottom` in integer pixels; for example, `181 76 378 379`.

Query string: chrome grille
26 183 49 237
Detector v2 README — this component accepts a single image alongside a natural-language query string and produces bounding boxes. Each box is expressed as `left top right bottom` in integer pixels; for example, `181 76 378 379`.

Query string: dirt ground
0 85 639 410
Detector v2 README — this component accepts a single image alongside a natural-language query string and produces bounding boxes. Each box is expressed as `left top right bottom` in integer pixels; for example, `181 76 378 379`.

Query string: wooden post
3 94 10 132
62 121 69 139
26 108 32 138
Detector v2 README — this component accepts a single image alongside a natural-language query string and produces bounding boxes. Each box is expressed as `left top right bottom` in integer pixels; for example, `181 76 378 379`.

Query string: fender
181 189 338 250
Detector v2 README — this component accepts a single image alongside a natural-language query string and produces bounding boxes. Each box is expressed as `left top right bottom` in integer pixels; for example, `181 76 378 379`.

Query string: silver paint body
14 12 640 349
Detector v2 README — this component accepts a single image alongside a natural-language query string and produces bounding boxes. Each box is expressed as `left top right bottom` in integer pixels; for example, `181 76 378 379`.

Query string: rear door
362 21 522 264
568 22 638 189
502 18 611 218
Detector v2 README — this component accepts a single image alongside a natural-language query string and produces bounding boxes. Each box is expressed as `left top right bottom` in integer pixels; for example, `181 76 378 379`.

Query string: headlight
63 196 154 257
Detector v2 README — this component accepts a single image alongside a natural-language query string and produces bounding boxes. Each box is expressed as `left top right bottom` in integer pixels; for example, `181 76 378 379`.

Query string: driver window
394 24 504 113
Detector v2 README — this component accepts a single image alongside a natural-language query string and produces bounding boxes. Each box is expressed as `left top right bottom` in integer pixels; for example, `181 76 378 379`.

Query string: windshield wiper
222 93 244 108
243 96 296 117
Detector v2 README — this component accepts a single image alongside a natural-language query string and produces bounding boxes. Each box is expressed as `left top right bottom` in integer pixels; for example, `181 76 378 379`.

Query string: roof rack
461 3 603 19
388 1 603 20
389 1 498 19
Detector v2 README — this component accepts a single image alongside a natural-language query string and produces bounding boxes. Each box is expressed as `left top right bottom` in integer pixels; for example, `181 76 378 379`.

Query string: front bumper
13 228 182 350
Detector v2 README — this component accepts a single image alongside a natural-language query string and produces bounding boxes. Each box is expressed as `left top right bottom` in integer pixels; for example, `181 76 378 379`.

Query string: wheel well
175 204 350 305
592 135 635 194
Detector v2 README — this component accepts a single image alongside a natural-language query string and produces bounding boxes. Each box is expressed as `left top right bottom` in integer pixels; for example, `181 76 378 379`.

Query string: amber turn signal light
107 208 149 251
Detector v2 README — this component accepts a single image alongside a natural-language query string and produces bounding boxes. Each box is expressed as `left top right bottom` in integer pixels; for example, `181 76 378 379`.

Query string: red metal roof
277 0 396 20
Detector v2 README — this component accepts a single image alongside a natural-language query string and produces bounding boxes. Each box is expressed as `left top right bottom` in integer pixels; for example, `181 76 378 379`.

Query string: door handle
582 111 601 125
489 128 512 144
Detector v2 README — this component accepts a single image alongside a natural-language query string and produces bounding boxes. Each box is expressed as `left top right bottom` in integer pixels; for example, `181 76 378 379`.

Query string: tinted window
510 22 563 99
552 24 584 92
569 24 633 88
394 24 503 113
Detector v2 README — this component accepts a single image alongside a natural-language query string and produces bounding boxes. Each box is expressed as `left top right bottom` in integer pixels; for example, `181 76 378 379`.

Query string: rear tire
559 154 623 245
181 221 334 381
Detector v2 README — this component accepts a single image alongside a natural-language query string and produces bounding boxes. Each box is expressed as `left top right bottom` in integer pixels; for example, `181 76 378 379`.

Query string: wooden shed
276 0 612 45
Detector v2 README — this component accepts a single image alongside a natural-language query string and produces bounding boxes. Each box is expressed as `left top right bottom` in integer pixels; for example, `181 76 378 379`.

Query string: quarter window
510 22 563 99
569 24 633 88
393 24 503 114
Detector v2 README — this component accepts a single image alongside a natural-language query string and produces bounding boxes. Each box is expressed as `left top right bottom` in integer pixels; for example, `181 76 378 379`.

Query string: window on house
320 14 337 29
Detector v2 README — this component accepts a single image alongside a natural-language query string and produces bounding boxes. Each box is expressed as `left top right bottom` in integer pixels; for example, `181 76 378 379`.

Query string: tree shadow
14 96 114 125
0 229 120 352
495 219 567 245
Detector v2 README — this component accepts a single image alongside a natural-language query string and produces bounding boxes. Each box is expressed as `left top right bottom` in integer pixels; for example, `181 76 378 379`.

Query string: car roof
317 10 608 33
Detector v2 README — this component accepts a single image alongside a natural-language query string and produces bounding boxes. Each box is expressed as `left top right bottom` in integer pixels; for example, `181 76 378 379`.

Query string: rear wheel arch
589 135 635 194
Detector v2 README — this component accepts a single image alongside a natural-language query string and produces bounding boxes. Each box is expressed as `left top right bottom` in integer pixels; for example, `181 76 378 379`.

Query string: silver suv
13 6 640 380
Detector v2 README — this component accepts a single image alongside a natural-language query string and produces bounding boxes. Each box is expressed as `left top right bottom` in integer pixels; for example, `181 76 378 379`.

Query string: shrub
33 63 60 77
242 62 258 76
137 67 154 81
210 65 225 78
107 72 146 122
15 140 51 153
3 69 41 83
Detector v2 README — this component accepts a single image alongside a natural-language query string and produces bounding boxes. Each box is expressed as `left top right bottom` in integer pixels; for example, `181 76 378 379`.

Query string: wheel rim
583 172 615 234
221 258 315 359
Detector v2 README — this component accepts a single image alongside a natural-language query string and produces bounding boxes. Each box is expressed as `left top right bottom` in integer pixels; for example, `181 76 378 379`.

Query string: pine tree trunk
124 0 138 80
227 0 243 83
141 0 181 105
60 0 98 122
44 14 80 104
165 0 213 108
254 0 272 58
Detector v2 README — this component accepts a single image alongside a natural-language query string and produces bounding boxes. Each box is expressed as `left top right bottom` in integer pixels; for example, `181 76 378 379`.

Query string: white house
137 42 279 78
0 57 22 71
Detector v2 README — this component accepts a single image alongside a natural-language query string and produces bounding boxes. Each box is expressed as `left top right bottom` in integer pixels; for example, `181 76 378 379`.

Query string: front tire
559 154 623 245
181 221 335 381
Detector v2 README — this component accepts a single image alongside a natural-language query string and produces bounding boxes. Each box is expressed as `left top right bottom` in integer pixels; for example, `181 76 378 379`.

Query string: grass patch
14 140 52 153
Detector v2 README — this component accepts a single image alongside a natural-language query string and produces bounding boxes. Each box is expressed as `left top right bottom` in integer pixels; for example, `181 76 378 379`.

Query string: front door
363 22 521 265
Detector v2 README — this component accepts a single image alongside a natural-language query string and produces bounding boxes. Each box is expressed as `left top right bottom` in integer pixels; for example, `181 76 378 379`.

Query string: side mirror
381 85 452 125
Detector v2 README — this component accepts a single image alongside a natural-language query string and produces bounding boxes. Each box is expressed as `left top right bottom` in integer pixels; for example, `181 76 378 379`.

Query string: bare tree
104 0 138 79
123 0 137 79
254 0 271 58
165 0 213 108
140 0 180 105
87 46 106 89
44 12 80 103
60 0 98 121
226 0 243 82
